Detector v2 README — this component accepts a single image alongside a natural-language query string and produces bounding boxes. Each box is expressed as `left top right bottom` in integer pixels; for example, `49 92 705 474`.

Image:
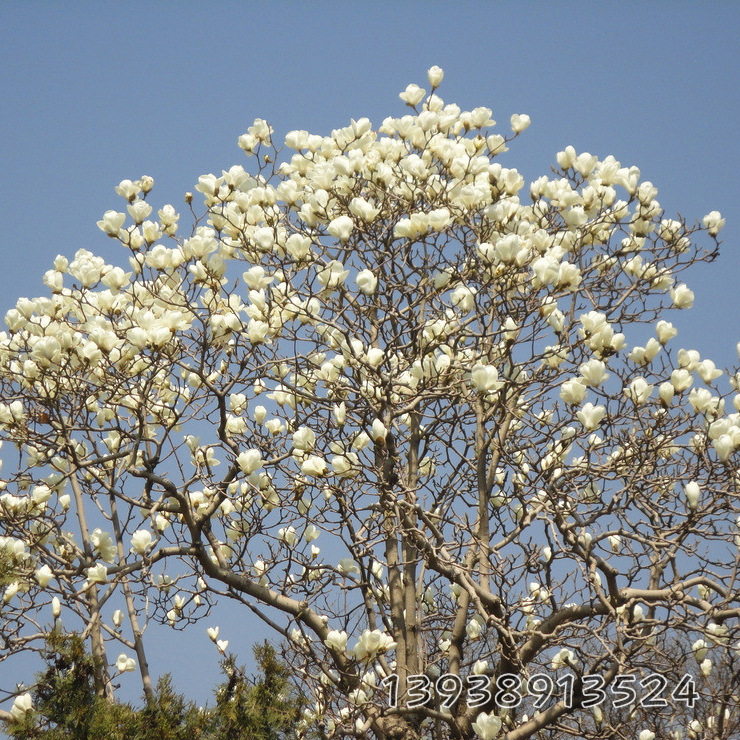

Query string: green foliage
11 633 133 740
209 642 307 740
133 675 208 740
6 637 309 740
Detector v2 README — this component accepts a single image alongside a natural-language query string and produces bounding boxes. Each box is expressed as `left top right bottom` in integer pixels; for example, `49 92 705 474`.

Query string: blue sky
1 0 739 713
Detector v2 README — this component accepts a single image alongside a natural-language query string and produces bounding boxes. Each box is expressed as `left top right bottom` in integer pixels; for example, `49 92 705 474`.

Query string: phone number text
380 672 699 710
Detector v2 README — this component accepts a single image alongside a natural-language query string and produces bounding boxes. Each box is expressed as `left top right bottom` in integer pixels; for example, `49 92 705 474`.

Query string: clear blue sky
1 0 738 712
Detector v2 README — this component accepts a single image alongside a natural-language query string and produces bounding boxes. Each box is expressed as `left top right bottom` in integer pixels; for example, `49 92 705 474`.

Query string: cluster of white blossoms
322 628 396 663
0 66 737 739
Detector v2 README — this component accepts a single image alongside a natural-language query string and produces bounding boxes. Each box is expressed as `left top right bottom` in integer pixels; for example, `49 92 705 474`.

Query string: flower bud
427 65 444 87
684 481 701 510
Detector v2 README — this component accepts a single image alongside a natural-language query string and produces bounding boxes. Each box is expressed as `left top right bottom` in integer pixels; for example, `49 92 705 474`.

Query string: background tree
3 636 307 740
0 66 738 739
209 642 307 740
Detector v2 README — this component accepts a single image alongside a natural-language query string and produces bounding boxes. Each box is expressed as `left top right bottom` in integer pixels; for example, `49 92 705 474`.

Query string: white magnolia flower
284 129 309 149
670 283 694 309
265 418 284 435
659 382 675 406
625 377 653 404
532 255 560 286
579 359 609 387
713 434 734 461
370 418 387 443
352 431 371 450
35 564 53 588
706 622 729 644
428 207 452 230
116 178 141 200
466 617 484 640
356 269 378 295
116 653 136 673
399 83 426 106
130 529 153 555
91 528 117 562
470 364 499 392
471 712 502 740
247 320 270 344
337 558 360 576
697 359 722 384
576 403 606 430
451 284 477 312
560 378 587 405
656 320 677 344
3 582 19 604
331 454 357 476
366 347 384 368
324 630 348 652
678 348 701 370
85 563 108 585
692 639 708 662
301 455 327 477
327 216 354 242
684 481 701 510
349 197 380 222
427 65 444 87
127 199 151 224
97 210 126 235
278 526 298 547
287 233 315 262
253 560 267 577
292 426 316 451
671 368 693 392
703 210 725 236
433 268 453 289
332 402 346 425
350 629 397 662
510 113 531 133
10 693 33 720
551 648 574 670
237 449 263 475
689 387 721 414
317 260 350 289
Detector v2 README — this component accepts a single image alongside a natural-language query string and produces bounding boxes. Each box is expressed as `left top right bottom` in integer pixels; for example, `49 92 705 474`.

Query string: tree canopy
1 66 738 739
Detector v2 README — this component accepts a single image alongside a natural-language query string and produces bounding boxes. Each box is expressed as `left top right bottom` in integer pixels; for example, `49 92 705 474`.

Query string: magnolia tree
1 66 739 740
